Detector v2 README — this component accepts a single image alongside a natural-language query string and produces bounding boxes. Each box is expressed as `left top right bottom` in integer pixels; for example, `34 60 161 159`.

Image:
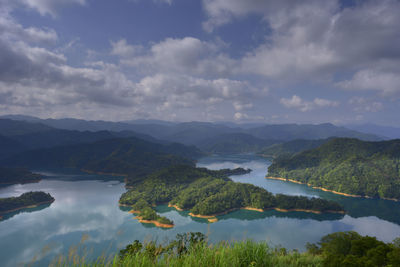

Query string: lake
1 154 400 266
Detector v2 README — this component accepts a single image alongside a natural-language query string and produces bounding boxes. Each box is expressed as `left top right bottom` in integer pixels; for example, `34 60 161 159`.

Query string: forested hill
1 137 203 181
268 138 400 200
258 138 331 158
0 167 42 185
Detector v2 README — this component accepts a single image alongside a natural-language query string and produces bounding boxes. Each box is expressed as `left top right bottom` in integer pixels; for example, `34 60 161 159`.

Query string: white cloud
280 95 339 112
20 0 87 17
110 39 143 57
119 37 235 78
337 69 400 95
203 0 400 83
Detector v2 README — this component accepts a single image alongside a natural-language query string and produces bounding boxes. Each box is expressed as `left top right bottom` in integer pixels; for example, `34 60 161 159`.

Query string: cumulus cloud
337 69 400 95
20 0 87 17
280 95 339 112
0 9 263 121
203 0 400 83
111 39 143 57
119 37 235 78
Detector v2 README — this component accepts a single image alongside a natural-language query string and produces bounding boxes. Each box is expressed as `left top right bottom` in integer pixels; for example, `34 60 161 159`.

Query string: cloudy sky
0 0 399 125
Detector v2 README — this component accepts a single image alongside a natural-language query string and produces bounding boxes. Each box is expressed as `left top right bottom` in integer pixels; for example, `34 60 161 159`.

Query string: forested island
120 165 344 226
0 191 55 215
268 138 400 200
0 167 42 185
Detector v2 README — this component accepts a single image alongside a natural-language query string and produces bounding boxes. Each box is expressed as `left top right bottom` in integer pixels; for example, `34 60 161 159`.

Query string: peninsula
0 191 55 215
120 165 344 227
268 138 400 201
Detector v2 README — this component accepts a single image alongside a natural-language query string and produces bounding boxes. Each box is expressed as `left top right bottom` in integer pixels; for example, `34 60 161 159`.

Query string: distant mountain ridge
0 116 382 153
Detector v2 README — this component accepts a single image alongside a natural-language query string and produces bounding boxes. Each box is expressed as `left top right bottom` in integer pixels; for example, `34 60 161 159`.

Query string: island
0 167 42 185
119 165 345 227
0 191 55 215
267 138 400 201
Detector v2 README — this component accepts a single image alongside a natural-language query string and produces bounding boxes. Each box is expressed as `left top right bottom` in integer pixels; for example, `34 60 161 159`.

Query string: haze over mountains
0 115 380 140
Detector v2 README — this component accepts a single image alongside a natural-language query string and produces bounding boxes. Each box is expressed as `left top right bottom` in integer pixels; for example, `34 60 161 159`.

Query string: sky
0 0 399 126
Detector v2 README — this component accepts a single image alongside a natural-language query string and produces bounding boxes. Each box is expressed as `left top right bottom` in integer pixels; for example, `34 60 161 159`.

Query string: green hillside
258 139 330 158
2 137 203 181
268 138 400 200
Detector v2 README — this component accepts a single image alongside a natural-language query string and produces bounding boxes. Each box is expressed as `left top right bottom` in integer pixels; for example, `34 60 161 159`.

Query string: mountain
0 135 26 159
0 118 163 154
1 116 382 150
249 123 380 141
2 137 204 181
258 138 332 158
268 138 400 200
198 133 280 154
345 123 400 139
0 119 53 136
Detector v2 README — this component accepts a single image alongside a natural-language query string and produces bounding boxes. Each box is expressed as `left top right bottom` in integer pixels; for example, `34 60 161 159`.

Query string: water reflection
198 154 400 226
0 203 52 222
0 155 399 267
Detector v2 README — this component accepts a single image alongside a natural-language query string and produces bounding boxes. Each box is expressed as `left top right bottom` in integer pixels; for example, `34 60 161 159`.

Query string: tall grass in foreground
51 240 323 267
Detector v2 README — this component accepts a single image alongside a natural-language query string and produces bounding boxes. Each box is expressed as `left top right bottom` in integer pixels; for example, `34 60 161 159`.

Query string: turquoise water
1 154 400 266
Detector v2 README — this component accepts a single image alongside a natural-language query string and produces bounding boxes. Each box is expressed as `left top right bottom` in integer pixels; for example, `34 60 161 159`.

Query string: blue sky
0 0 399 126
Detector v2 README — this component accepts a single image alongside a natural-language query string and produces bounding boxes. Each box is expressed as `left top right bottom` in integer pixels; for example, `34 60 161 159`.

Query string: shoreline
135 216 174 228
81 169 127 177
168 204 184 211
173 204 337 221
0 199 54 215
266 176 365 198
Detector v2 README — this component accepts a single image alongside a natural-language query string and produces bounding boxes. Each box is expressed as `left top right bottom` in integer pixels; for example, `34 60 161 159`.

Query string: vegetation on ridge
268 138 400 200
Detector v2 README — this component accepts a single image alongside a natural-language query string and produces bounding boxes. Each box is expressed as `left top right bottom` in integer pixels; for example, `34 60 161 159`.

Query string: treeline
307 231 400 266
268 138 400 200
0 167 41 184
120 165 344 225
0 191 54 214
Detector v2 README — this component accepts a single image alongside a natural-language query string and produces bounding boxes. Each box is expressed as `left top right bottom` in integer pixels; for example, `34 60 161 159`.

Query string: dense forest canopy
0 191 54 214
120 165 344 225
268 138 400 200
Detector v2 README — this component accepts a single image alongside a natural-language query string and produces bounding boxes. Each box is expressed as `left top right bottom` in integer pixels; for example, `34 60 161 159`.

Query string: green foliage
268 138 400 200
114 233 322 267
0 191 54 213
3 137 202 183
120 165 344 221
306 231 400 267
0 167 41 184
259 138 330 159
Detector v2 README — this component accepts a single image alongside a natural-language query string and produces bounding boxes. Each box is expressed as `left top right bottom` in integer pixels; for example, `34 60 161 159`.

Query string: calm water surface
1 154 400 266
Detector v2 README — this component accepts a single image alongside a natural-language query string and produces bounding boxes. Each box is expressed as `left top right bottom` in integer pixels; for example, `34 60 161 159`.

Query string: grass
50 239 323 267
